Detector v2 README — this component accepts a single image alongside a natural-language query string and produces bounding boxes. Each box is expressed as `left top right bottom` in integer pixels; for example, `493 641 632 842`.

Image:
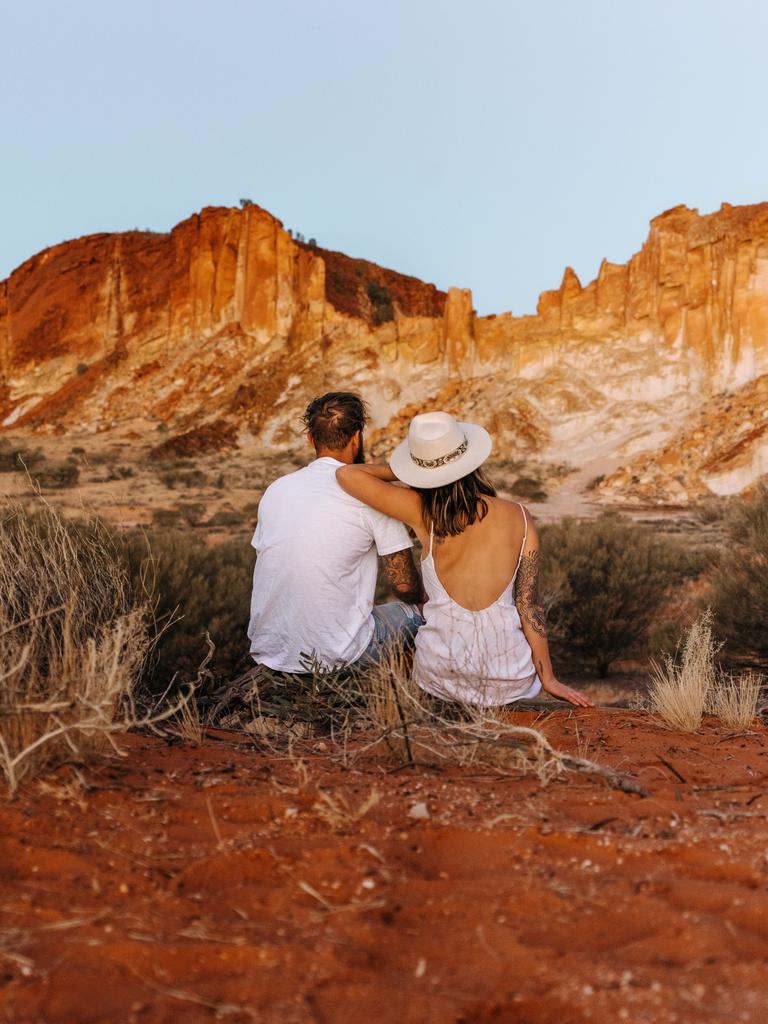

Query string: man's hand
381 549 425 606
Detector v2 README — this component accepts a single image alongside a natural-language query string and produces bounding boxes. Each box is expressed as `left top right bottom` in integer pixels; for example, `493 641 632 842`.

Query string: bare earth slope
2 201 768 504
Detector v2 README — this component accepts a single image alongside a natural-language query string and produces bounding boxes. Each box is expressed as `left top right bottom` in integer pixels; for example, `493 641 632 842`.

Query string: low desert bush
695 495 730 525
105 464 135 481
512 476 548 502
121 528 253 689
207 509 246 528
709 483 768 668
174 501 206 527
160 467 208 489
33 462 80 489
0 439 44 473
367 281 395 325
0 504 152 794
151 508 182 529
540 515 682 676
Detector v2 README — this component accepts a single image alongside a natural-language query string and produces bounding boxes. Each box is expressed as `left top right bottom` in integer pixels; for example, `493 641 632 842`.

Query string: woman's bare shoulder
488 495 532 521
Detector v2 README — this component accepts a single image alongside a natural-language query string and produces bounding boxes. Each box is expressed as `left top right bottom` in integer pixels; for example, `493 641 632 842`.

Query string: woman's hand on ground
540 676 595 707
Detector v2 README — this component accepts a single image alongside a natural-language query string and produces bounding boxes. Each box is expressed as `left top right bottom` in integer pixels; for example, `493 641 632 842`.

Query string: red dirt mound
1 709 767 1023
150 420 239 459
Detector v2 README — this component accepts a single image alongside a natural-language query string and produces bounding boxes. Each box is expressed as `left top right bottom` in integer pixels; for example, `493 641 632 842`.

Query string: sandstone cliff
2 200 767 504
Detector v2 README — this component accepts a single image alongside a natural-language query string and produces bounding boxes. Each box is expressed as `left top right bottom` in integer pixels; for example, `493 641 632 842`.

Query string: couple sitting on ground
248 391 592 709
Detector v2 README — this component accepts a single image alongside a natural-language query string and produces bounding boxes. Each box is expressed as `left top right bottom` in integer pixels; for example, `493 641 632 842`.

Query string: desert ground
0 429 732 532
2 708 768 1024
2 431 761 1024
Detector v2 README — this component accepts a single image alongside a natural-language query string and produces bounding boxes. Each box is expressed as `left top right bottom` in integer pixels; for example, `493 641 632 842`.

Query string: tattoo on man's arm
515 551 548 637
382 550 425 604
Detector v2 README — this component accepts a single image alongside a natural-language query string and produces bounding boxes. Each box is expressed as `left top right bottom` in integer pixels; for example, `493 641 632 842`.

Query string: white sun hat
389 411 493 489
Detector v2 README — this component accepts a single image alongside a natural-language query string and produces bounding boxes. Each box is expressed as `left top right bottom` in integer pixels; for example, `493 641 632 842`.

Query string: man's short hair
303 392 368 450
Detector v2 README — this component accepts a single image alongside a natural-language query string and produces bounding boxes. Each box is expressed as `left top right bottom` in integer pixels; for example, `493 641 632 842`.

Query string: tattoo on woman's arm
515 551 548 637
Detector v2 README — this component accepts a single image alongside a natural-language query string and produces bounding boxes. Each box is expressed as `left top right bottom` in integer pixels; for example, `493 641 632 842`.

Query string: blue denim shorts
355 601 424 669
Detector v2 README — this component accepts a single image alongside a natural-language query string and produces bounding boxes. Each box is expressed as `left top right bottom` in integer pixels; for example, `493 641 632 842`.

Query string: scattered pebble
408 802 430 820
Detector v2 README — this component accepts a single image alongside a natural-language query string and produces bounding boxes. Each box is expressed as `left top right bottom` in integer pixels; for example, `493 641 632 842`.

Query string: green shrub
121 528 253 689
34 462 80 489
106 464 135 481
0 439 44 473
79 450 113 466
160 468 208 488
207 509 246 528
175 502 206 526
512 477 548 502
367 281 395 325
152 509 183 529
695 496 730 524
709 483 768 668
540 515 680 676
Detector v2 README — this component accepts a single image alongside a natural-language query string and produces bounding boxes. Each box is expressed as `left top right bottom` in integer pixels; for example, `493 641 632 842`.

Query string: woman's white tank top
413 503 541 707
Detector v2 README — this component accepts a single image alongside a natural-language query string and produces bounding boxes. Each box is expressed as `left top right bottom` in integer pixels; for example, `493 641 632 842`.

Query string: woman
336 411 593 708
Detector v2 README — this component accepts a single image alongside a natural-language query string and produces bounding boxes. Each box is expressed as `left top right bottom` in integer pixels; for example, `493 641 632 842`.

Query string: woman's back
415 496 540 705
425 496 527 611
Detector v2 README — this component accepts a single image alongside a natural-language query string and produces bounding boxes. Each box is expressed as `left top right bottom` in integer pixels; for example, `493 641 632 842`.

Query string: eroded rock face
2 200 768 503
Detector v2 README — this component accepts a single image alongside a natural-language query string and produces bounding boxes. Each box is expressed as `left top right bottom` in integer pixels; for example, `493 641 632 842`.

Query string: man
248 392 424 673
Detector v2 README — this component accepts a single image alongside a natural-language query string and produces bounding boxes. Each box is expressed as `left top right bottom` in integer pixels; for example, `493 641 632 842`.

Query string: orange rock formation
2 201 767 503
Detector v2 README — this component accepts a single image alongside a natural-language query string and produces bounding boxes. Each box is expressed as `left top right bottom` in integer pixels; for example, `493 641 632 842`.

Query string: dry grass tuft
648 613 719 731
707 670 764 731
174 691 206 746
313 788 382 833
0 502 153 795
648 612 764 733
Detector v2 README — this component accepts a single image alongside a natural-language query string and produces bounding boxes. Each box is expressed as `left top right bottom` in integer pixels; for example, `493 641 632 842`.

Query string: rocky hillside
2 201 767 504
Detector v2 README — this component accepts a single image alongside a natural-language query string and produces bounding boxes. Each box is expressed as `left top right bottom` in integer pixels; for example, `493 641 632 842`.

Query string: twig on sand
697 808 768 824
205 796 225 850
297 880 385 916
446 725 648 796
122 963 249 1017
0 947 34 970
342 711 648 794
389 671 414 767
584 816 619 832
657 756 688 784
297 880 334 909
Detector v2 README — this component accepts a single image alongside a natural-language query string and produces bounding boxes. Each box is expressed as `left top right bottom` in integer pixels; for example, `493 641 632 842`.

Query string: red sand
2 709 768 1023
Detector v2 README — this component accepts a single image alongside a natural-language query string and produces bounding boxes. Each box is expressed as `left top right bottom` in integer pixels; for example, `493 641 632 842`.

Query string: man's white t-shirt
248 457 412 673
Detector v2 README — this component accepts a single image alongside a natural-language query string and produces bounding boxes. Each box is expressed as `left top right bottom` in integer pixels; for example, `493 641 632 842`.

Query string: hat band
410 435 469 469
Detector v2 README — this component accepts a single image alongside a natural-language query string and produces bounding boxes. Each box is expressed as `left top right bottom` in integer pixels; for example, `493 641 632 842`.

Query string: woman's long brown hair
415 467 497 538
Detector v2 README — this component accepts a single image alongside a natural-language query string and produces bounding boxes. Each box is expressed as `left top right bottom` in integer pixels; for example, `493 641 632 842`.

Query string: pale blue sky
3 0 767 314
